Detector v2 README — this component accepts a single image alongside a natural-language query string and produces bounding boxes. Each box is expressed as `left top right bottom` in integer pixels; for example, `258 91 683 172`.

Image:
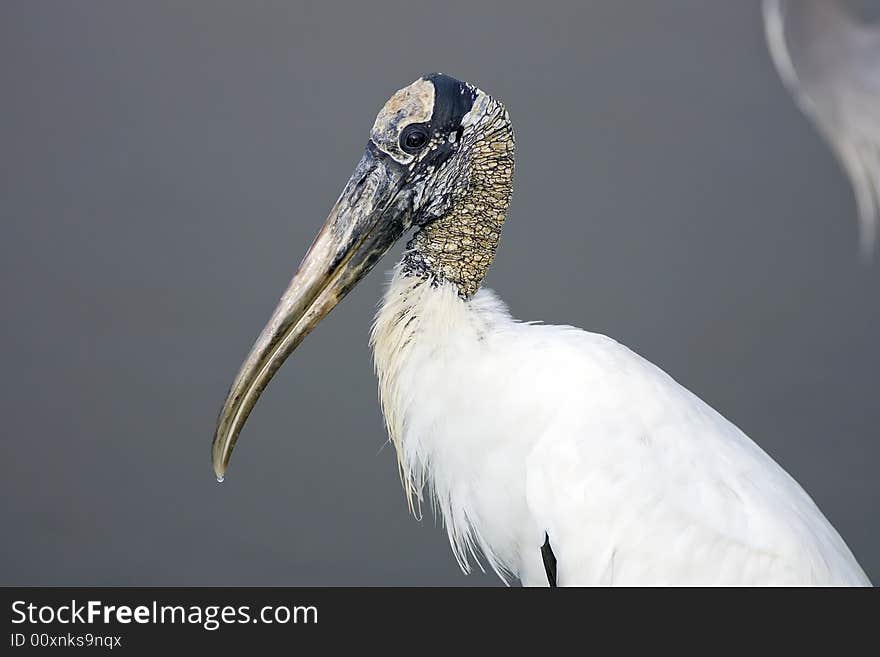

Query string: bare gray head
212 74 514 479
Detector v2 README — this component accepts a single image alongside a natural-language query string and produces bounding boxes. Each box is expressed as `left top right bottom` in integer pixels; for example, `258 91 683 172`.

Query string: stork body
212 74 871 586
373 268 869 586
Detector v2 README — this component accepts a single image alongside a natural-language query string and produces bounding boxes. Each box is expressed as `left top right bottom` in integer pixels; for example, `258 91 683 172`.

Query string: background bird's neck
401 120 515 299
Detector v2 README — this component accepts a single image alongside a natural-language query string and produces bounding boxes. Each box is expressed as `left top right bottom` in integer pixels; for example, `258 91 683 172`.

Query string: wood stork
212 73 871 586
763 0 880 254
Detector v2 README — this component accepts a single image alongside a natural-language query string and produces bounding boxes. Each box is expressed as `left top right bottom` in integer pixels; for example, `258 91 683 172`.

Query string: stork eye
401 125 430 153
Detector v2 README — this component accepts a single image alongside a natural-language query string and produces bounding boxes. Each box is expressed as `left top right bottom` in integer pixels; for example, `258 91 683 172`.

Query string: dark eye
401 125 430 153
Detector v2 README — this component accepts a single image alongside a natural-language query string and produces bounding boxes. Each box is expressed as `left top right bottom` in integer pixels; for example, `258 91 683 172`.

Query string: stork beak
212 145 412 480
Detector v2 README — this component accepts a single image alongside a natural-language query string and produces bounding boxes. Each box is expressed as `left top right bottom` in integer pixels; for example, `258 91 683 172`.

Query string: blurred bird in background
763 0 880 255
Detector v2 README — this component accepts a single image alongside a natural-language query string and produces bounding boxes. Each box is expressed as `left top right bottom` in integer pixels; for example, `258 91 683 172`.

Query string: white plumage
372 267 870 586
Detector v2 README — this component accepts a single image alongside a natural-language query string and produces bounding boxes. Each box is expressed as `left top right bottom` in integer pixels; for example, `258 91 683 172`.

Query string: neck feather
370 266 513 515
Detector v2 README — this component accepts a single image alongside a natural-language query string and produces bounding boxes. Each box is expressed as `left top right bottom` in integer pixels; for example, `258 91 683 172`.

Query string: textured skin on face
370 79 435 164
403 91 515 299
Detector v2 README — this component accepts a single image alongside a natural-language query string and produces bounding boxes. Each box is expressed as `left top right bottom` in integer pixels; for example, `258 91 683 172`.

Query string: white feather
372 267 870 586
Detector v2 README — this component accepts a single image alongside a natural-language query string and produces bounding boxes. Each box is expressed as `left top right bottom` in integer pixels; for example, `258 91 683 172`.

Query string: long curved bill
212 146 411 481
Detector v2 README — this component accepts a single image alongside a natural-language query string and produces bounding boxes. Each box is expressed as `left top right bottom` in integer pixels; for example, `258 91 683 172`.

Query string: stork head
212 74 514 480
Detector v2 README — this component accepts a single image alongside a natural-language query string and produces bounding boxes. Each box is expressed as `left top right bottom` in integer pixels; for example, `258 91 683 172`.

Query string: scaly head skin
400 78 515 299
212 74 515 479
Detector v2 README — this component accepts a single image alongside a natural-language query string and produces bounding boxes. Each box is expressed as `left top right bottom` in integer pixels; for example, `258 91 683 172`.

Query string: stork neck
401 126 514 299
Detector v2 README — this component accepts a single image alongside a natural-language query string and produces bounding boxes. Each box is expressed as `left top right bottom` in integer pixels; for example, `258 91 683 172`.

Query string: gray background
1 1 877 586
